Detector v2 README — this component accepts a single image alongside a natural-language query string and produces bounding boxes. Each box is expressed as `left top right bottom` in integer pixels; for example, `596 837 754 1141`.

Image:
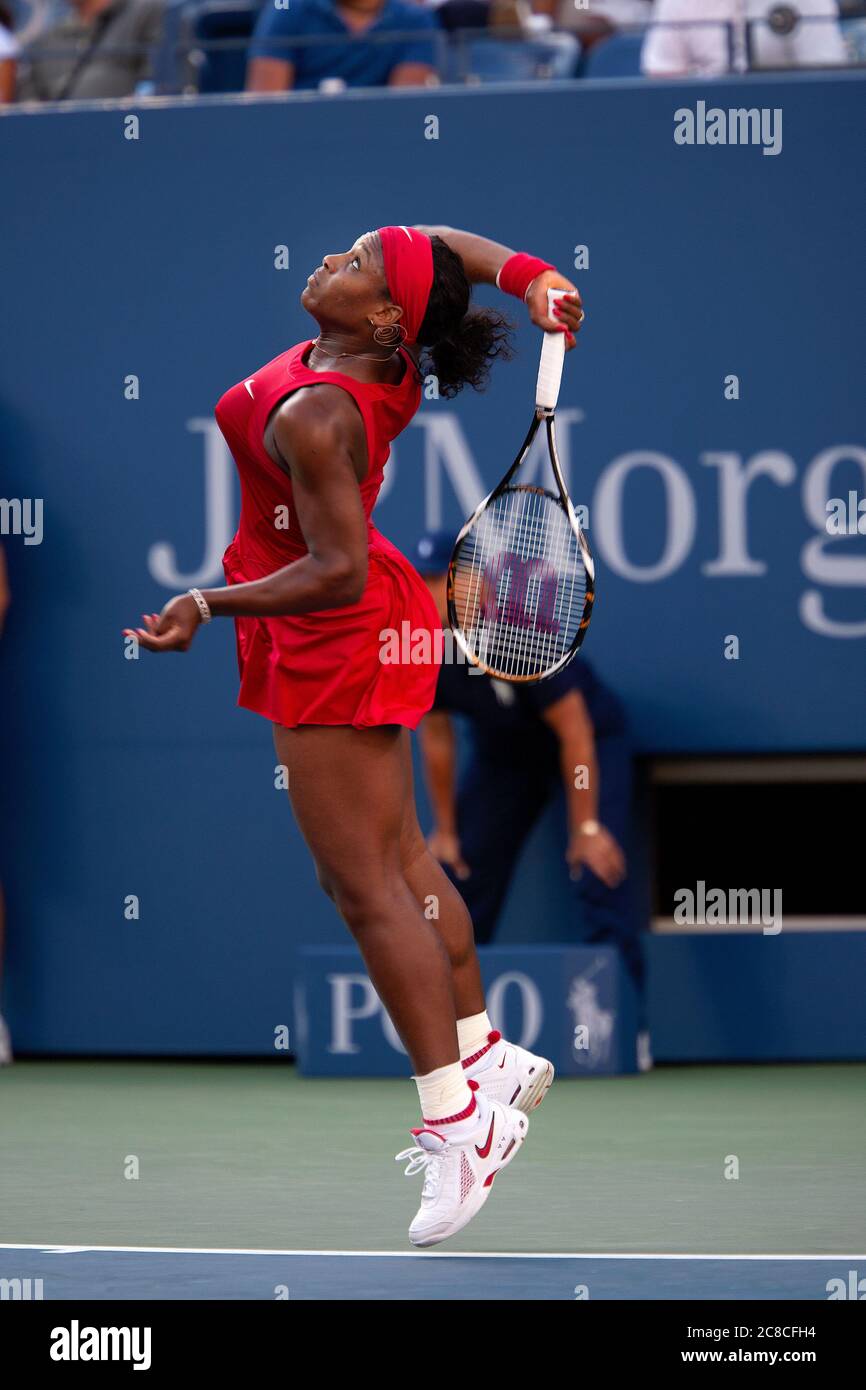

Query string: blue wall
1 74 864 1052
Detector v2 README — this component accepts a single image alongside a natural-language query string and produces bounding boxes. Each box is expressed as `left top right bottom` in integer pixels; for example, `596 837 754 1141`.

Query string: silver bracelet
188 587 212 624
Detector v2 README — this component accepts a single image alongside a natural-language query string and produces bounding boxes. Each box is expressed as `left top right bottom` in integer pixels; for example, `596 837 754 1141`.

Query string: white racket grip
535 288 568 412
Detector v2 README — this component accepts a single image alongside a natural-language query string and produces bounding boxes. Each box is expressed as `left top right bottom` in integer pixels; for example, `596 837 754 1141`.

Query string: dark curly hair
413 235 514 399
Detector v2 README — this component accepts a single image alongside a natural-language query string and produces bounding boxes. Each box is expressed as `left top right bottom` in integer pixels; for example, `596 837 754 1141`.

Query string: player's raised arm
413 225 584 343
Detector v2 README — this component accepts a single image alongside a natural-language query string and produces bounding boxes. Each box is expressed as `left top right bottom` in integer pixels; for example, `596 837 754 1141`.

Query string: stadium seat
579 30 644 79
190 2 258 94
841 16 866 64
443 36 544 82
151 0 197 95
443 32 579 83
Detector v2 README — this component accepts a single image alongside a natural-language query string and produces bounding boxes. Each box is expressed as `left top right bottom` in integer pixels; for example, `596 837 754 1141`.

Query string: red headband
377 226 433 346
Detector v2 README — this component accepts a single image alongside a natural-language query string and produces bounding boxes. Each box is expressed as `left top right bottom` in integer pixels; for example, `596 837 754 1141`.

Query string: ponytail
416 236 514 398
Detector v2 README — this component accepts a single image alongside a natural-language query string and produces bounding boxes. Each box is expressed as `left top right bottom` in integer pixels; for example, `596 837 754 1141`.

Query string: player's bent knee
332 881 396 935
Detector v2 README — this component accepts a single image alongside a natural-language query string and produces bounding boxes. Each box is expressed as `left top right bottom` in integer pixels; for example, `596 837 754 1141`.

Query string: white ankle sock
413 1061 475 1127
457 1010 494 1062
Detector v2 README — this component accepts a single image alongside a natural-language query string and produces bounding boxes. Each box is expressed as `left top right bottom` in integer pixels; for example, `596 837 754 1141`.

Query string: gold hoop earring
372 323 406 347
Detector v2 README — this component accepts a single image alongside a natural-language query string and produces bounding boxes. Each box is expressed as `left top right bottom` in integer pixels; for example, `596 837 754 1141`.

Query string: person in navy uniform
415 530 649 1065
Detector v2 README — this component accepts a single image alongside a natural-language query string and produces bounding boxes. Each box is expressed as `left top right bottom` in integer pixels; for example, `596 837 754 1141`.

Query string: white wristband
188 588 212 624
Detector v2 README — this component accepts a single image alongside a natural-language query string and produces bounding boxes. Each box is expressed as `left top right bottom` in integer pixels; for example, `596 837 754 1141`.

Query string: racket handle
535 287 568 412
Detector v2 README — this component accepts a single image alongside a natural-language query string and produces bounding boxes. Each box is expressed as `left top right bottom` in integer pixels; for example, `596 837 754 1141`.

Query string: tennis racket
447 288 595 683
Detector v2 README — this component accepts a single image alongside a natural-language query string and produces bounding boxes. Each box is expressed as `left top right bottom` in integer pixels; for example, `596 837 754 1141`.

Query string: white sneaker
463 1029 554 1114
396 1086 529 1248
637 1030 654 1073
0 1013 12 1066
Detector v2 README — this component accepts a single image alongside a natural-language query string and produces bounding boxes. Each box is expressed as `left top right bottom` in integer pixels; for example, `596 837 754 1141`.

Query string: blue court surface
2 1245 862 1300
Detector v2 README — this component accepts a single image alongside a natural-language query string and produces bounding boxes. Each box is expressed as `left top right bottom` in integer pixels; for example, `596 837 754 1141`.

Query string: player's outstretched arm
124 389 369 651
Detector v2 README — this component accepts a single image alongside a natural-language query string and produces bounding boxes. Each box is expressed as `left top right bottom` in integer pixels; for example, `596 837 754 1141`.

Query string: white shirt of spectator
586 1 654 22
0 22 19 60
642 0 846 77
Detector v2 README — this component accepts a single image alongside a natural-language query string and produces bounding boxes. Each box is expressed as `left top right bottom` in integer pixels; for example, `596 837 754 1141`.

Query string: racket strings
452 487 589 680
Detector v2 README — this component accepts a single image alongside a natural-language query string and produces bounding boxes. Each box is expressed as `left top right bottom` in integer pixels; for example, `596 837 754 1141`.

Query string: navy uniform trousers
443 731 646 1020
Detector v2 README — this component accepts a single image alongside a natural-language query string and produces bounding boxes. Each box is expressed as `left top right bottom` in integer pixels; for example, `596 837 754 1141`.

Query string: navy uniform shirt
432 651 627 762
250 0 438 89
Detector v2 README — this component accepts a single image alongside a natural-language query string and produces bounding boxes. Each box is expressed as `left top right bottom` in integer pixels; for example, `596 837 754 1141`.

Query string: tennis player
125 226 584 1246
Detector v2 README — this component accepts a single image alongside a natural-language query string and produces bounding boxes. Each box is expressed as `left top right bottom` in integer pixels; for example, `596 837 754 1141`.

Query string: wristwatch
577 820 600 836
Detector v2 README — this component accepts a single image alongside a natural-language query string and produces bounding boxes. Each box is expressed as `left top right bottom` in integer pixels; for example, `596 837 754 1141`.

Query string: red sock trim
461 1029 503 1070
421 1090 477 1128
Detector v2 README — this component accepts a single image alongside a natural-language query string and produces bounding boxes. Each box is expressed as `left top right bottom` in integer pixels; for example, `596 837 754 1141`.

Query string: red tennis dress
215 340 442 730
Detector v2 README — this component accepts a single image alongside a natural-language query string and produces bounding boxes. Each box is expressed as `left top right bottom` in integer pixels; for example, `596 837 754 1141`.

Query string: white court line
0 1243 863 1261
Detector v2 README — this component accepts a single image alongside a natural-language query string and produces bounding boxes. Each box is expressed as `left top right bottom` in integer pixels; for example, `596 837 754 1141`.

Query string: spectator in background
433 0 581 78
0 545 10 1064
546 0 652 50
839 0 866 62
642 0 846 76
15 0 163 102
414 531 650 1069
0 3 18 102
246 0 438 92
